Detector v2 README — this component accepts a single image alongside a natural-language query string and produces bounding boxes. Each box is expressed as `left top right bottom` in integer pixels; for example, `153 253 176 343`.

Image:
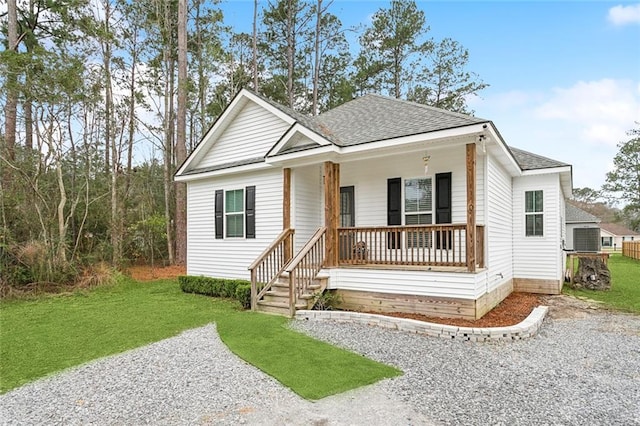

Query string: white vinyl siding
339 145 479 228
512 174 562 281
198 102 290 169
479 154 513 297
186 168 283 280
292 165 323 252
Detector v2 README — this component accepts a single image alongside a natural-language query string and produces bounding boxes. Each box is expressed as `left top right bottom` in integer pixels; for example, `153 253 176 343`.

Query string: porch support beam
324 161 339 267
283 167 292 261
466 143 476 272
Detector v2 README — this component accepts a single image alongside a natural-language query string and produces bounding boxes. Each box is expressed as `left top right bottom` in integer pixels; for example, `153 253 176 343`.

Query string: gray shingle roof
312 94 488 146
566 203 600 223
253 90 570 172
509 147 569 170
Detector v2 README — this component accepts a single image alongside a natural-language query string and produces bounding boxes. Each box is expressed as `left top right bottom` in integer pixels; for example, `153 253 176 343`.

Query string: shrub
179 275 252 308
235 284 252 309
222 280 237 298
312 290 342 311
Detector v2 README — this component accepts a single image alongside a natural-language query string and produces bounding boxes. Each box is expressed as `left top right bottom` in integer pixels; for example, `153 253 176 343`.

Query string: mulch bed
126 265 186 282
362 292 544 328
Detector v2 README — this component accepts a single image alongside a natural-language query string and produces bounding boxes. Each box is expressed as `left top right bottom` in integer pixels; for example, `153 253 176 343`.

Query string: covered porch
249 139 490 317
286 141 484 273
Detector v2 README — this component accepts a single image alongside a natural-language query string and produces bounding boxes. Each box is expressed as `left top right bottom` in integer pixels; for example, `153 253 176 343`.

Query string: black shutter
387 178 402 249
245 186 256 239
435 173 452 249
215 190 223 239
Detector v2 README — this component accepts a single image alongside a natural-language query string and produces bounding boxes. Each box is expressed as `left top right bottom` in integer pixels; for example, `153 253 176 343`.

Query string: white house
175 90 573 319
600 222 640 251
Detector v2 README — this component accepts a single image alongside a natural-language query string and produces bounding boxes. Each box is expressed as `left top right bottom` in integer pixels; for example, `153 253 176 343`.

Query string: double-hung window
225 189 244 238
405 178 432 247
525 190 543 236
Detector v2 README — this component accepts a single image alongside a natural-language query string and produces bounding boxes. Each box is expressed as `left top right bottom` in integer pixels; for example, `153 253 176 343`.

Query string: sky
221 0 640 192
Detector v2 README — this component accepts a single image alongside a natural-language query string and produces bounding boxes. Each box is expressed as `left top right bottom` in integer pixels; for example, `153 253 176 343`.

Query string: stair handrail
248 228 295 311
285 227 327 317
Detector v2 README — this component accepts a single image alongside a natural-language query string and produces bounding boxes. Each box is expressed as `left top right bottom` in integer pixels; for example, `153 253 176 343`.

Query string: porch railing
248 228 295 310
285 227 326 317
338 224 484 270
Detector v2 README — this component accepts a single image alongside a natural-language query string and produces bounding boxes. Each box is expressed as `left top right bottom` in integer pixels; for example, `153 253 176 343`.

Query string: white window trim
225 188 245 238
524 190 544 237
403 177 434 225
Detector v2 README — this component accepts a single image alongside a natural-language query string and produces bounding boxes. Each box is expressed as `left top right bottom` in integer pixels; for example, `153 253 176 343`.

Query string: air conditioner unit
573 228 601 252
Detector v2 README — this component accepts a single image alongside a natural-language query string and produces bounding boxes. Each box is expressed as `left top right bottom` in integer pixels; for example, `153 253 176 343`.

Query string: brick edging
294 306 548 341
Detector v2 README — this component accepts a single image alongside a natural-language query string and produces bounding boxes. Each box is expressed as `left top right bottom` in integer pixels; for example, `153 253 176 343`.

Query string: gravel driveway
2 298 639 425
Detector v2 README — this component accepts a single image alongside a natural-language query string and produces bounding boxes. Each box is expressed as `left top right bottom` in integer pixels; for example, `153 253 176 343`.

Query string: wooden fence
622 241 640 260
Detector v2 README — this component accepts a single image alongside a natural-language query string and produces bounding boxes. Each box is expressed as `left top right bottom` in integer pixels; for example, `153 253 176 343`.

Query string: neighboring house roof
565 203 601 224
509 147 570 171
599 223 640 237
310 94 489 147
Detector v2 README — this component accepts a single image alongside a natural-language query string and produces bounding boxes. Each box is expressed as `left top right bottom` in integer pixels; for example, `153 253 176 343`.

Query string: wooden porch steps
255 272 329 316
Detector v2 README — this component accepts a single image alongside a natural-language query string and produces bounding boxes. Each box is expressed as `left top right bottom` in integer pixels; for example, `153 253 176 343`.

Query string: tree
175 0 187 265
407 38 487 113
572 187 602 205
355 0 486 113
3 0 18 160
311 0 351 114
261 0 313 109
603 126 640 229
252 0 259 92
356 0 431 99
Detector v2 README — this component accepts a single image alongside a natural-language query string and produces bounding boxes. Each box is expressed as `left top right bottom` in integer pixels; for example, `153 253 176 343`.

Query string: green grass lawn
0 278 399 398
564 254 640 314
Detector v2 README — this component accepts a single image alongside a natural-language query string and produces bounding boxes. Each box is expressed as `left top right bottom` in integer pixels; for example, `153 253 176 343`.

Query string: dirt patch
126 265 186 282
539 294 604 319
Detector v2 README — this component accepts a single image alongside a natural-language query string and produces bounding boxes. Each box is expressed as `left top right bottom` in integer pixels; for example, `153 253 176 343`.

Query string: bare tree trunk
162 0 175 265
24 100 33 150
56 160 68 264
312 0 322 115
100 0 121 265
4 0 18 160
252 0 259 92
175 0 187 265
286 0 295 108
